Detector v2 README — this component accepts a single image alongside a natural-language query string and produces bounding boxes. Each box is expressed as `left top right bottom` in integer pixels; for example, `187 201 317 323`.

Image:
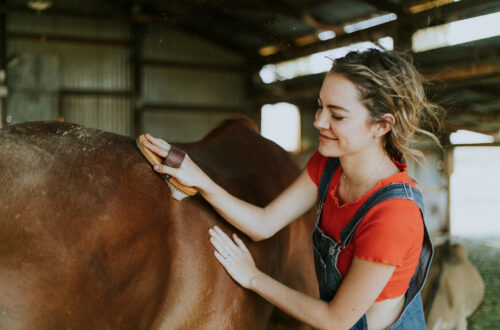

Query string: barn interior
0 0 499 328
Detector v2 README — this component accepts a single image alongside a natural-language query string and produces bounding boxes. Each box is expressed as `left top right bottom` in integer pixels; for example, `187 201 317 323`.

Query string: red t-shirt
307 151 424 302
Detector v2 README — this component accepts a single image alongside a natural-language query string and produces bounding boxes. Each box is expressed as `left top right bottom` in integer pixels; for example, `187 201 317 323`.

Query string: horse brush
136 135 198 201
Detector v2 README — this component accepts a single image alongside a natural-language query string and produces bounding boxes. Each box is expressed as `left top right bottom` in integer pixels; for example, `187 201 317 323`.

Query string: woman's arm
142 134 318 241
250 258 395 330
209 227 396 330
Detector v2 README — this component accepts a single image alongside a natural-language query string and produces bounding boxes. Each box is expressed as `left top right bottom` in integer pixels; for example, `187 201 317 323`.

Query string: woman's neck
337 147 399 203
340 147 392 183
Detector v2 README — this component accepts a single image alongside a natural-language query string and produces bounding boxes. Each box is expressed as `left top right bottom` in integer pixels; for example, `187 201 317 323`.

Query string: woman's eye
331 114 343 120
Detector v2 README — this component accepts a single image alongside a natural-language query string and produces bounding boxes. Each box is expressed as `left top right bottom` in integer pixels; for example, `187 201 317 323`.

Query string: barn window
450 146 500 236
261 103 301 152
450 130 494 144
412 11 500 52
258 38 391 84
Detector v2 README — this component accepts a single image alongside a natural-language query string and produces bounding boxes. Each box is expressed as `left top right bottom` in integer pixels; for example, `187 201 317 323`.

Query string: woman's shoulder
355 197 424 258
378 158 418 189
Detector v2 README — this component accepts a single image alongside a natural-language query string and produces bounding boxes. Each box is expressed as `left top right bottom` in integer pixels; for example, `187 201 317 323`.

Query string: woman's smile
319 133 337 143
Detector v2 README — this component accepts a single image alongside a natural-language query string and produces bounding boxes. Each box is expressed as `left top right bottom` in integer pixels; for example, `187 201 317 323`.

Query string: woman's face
314 73 378 158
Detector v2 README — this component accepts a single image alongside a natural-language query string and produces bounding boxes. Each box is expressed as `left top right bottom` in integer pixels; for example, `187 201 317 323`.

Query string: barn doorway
450 146 500 238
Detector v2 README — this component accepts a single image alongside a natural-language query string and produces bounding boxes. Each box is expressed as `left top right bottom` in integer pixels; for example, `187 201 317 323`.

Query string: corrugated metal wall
6 8 132 135
5 0 247 140
140 22 246 142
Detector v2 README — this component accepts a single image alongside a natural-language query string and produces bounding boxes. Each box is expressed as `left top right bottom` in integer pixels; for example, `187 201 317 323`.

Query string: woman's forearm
198 174 270 241
197 169 317 241
198 169 317 241
143 135 317 241
249 271 343 330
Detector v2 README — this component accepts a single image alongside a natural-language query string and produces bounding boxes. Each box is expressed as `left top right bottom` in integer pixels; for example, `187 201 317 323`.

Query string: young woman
142 49 442 330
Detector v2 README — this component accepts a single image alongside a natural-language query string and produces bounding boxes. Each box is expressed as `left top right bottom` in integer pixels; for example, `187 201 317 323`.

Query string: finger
210 227 238 256
209 236 231 259
142 141 168 158
214 250 231 268
145 133 170 149
153 164 178 176
214 250 226 267
233 234 250 253
213 226 239 254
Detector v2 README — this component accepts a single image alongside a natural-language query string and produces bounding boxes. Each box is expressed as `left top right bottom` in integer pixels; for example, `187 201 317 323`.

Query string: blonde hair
329 49 443 164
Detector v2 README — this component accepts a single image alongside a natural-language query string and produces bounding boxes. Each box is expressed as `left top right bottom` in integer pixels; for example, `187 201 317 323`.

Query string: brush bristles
136 134 193 201
166 179 190 201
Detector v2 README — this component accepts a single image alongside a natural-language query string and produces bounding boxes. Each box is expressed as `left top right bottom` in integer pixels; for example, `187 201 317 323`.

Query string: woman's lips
319 134 337 142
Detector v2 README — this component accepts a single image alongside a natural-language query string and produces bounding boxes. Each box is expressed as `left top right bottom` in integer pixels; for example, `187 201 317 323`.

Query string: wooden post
131 5 144 137
394 14 414 51
0 0 7 128
244 60 262 129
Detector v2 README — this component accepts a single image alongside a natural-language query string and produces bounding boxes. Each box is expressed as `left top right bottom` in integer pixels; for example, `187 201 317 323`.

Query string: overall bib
312 158 433 330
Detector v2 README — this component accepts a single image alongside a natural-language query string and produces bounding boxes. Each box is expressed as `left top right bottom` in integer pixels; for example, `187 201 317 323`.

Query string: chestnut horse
0 117 317 329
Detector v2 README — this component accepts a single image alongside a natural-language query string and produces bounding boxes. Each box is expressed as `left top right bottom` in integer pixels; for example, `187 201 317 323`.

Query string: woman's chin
318 144 341 158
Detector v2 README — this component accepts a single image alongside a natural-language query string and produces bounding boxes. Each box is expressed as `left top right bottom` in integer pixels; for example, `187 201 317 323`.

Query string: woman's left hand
209 226 261 289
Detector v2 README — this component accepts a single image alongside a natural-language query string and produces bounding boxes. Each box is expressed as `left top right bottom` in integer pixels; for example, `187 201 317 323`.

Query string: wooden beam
405 0 500 30
0 0 6 128
463 85 500 99
132 19 144 137
255 0 500 65
444 122 499 136
362 0 403 14
8 32 130 47
445 108 500 122
140 1 277 53
422 59 500 82
256 21 396 65
142 103 246 113
60 89 134 97
0 3 130 21
142 59 244 73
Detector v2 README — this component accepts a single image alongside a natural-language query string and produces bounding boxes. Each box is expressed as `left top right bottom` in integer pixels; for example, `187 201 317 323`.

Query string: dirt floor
455 237 500 329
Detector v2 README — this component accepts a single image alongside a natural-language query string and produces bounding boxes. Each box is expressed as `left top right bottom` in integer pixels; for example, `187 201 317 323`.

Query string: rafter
255 21 396 65
443 123 499 136
405 0 500 29
422 58 500 82
362 0 403 14
446 107 500 122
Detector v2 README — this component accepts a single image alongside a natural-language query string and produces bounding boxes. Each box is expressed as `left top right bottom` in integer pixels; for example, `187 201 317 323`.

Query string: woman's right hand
141 133 207 189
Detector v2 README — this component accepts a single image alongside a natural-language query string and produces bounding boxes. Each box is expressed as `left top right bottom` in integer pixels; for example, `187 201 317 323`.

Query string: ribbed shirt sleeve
306 151 324 186
353 199 424 268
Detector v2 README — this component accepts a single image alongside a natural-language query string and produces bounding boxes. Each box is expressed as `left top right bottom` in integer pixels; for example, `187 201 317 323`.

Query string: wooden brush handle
137 135 198 196
169 177 198 196
137 135 163 166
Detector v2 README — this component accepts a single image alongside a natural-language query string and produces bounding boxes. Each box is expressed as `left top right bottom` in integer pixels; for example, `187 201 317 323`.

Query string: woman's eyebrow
318 97 349 112
326 104 349 113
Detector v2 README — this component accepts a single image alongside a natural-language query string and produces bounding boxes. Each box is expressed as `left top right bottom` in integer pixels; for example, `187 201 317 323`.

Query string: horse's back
0 119 316 329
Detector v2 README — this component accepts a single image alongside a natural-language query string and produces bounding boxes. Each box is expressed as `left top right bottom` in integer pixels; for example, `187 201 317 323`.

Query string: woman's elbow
318 314 351 330
320 323 349 330
249 227 275 242
249 231 270 242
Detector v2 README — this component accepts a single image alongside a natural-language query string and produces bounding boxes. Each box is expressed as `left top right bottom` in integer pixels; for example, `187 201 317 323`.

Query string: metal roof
130 0 500 137
4 0 500 137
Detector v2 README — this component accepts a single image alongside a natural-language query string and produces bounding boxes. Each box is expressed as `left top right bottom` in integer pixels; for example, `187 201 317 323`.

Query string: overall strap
316 157 340 227
339 182 424 247
338 182 433 310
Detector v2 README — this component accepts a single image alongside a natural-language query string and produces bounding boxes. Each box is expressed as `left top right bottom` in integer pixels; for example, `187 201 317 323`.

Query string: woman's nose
314 108 329 130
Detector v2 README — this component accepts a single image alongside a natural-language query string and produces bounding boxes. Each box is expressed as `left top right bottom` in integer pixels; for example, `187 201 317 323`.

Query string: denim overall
313 158 433 329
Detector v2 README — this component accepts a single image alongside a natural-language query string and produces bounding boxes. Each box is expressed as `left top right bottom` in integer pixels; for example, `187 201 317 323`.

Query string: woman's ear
377 113 395 136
